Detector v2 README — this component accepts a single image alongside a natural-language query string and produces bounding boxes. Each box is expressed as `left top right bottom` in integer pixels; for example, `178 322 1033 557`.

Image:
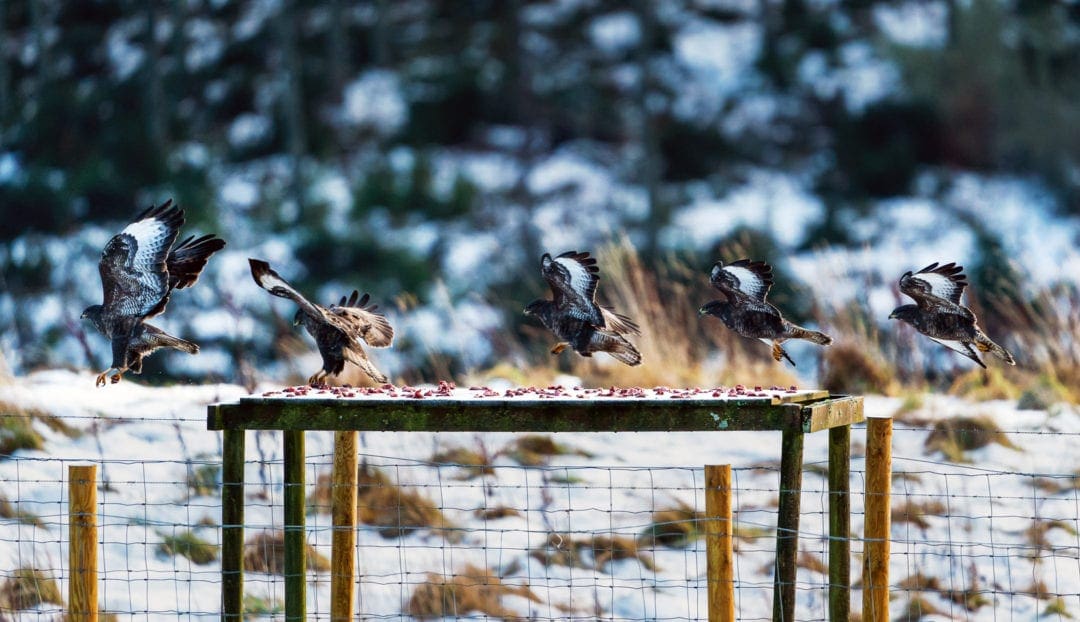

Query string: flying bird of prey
699 259 832 366
81 200 225 386
523 251 642 366
248 259 394 385
889 262 1015 368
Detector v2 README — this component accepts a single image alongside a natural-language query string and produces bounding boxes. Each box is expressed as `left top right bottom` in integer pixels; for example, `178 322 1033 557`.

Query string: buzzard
889 262 1015 368
699 259 832 366
81 200 225 386
248 259 394 385
523 251 642 366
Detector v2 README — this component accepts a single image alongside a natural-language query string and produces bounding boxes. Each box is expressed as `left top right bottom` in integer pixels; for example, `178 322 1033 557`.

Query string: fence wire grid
1 417 1079 621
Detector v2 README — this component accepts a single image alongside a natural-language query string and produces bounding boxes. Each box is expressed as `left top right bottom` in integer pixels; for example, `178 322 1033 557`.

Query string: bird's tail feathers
974 332 1015 365
159 333 199 355
596 332 642 367
787 324 833 346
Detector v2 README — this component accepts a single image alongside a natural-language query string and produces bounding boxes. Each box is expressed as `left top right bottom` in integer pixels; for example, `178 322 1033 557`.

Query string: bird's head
698 300 727 318
889 305 917 322
523 299 546 317
80 305 102 322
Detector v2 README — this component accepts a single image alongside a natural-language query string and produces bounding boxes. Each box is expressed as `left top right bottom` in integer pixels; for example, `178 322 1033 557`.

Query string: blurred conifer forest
1 0 1079 388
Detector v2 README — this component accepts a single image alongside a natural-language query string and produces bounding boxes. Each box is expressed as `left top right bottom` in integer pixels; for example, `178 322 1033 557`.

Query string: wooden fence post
828 424 851 621
705 465 735 622
69 464 98 622
862 416 892 621
331 431 358 622
283 430 306 622
221 429 246 621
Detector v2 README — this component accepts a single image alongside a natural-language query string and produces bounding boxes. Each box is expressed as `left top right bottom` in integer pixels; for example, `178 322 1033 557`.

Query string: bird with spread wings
699 259 832 366
249 259 394 385
81 200 225 386
889 262 1015 368
523 250 642 366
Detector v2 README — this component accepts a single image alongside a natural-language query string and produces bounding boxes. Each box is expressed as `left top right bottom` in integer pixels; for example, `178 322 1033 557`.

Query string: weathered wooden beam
209 399 807 432
801 396 864 433
773 427 804 622
221 428 245 622
283 431 306 622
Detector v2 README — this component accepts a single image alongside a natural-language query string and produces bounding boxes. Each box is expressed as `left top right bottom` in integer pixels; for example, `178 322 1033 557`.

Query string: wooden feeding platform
208 383 865 622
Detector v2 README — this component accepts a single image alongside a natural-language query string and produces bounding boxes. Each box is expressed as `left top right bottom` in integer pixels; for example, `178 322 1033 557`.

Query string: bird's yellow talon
550 343 568 355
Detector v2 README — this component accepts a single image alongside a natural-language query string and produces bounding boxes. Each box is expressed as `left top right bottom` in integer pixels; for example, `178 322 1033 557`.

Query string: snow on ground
1 371 1078 620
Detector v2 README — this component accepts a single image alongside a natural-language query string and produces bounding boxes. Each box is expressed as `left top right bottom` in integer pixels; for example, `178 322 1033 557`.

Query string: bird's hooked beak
888 309 900 320
699 301 721 316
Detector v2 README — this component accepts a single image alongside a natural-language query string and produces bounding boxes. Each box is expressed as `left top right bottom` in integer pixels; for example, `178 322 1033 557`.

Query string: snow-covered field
2 370 1078 620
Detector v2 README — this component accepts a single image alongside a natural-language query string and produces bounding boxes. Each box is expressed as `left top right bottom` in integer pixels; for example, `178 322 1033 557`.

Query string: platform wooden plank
209 386 836 432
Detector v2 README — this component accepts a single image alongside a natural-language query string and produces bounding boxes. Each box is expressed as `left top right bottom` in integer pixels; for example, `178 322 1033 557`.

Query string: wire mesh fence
1 419 1079 620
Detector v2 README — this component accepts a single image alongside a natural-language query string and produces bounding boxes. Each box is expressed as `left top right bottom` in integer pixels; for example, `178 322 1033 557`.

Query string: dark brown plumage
81 200 225 386
889 262 1015 368
699 259 831 366
248 259 394 385
523 251 641 366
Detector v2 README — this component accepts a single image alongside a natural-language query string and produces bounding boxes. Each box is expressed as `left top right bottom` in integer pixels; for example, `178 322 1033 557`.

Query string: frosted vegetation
0 0 1078 398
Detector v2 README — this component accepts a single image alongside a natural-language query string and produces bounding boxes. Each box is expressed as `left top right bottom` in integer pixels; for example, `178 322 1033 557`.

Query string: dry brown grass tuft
499 434 591 466
891 499 948 530
924 415 1019 462
0 567 62 611
816 297 901 395
940 563 991 612
897 572 943 592
948 367 1021 401
1022 579 1053 601
357 464 457 540
993 285 1080 404
638 502 703 548
242 530 330 574
474 506 523 520
532 532 658 572
0 492 42 527
895 594 944 620
1025 519 1079 551
405 564 543 618
796 550 828 575
431 442 495 479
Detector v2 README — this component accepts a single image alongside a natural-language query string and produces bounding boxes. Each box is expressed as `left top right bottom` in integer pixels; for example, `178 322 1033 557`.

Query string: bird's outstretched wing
328 290 395 348
99 200 183 318
168 234 226 290
900 262 968 307
248 258 327 322
542 251 604 326
709 259 774 303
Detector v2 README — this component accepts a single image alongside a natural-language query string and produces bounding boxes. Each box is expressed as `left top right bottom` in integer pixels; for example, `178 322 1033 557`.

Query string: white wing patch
120 217 173 271
929 337 980 360
722 264 769 300
912 272 963 303
554 255 594 301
